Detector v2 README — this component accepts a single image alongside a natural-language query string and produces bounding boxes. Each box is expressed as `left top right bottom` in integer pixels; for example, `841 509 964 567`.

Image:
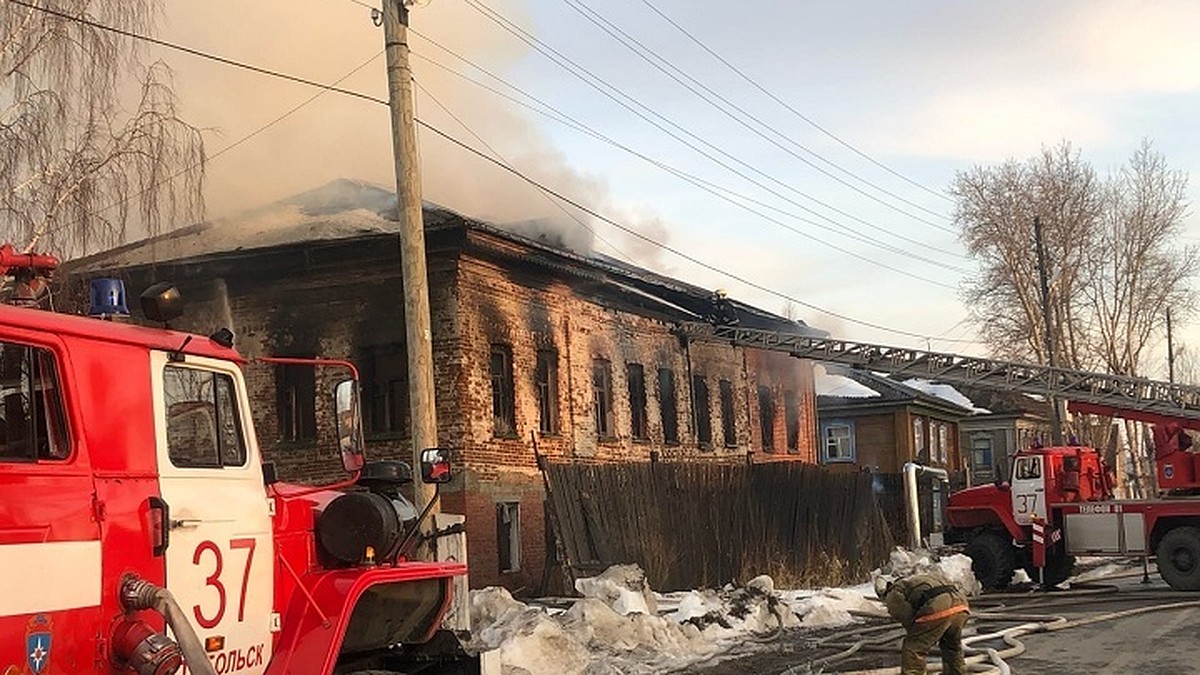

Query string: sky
152 0 1200 368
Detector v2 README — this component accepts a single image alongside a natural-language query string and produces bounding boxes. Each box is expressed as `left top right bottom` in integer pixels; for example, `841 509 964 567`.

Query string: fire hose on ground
815 597 1200 674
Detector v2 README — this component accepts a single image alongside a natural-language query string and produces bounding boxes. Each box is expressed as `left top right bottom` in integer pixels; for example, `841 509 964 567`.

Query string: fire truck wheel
1025 554 1075 587
1156 526 1200 591
966 531 1015 589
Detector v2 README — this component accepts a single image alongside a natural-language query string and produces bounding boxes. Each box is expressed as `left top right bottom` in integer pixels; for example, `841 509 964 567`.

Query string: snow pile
574 564 658 616
875 548 983 598
1068 560 1139 584
784 587 888 627
814 364 880 398
901 378 989 414
468 567 800 674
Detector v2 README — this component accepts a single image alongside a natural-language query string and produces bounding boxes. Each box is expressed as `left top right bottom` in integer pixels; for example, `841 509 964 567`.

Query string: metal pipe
121 575 218 675
903 462 949 549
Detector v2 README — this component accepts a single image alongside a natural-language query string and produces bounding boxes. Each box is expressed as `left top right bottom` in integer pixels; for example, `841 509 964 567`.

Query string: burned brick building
70 180 826 590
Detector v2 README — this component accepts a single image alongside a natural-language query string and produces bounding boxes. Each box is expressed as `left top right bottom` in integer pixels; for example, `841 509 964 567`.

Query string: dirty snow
468 549 979 674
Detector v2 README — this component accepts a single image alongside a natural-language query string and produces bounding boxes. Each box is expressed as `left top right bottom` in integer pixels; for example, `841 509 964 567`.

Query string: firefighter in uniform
875 572 970 675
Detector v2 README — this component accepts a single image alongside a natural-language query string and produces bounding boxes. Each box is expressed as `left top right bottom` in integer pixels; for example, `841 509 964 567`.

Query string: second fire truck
676 321 1200 591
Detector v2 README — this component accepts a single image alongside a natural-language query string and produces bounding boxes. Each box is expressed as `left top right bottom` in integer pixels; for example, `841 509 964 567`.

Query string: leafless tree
1 0 204 259
1083 141 1195 376
953 142 1195 495
951 141 1195 377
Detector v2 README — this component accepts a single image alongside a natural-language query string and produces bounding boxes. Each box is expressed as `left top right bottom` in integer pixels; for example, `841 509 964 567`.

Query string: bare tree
1 0 204 259
953 142 1195 496
951 141 1195 377
1084 141 1196 376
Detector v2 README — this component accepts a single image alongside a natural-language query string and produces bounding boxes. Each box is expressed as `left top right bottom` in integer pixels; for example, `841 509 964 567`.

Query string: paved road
684 574 1200 674
1005 577 1200 674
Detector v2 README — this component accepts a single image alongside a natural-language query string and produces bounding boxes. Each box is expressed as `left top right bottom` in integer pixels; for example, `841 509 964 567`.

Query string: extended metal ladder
674 322 1200 421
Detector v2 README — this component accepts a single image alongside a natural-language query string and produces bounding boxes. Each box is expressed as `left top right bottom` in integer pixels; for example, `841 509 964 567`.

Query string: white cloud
860 0 1200 160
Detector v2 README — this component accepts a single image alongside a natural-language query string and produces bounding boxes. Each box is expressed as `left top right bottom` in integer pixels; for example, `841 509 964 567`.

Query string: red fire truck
674 321 1200 592
944 401 1200 590
0 246 476 675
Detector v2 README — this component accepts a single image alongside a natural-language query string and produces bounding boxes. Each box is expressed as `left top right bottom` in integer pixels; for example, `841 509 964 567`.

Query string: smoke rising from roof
160 0 667 263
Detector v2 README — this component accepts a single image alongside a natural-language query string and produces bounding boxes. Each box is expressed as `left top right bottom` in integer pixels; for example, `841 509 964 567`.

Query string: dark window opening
277 363 316 443
535 349 559 435
0 342 70 461
490 345 516 437
628 364 648 440
363 345 408 437
785 389 800 453
165 366 246 468
758 385 775 452
497 502 521 573
658 368 678 445
719 379 736 448
692 375 712 449
593 359 614 439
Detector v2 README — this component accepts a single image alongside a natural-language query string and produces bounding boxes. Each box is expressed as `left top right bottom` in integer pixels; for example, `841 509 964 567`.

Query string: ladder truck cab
947 402 1200 591
0 246 474 675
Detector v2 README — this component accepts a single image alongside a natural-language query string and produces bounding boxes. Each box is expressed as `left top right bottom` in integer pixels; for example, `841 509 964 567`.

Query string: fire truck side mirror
420 447 452 484
334 379 365 473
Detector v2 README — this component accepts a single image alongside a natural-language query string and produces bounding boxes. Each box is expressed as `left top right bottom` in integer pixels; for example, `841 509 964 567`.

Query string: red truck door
0 336 101 673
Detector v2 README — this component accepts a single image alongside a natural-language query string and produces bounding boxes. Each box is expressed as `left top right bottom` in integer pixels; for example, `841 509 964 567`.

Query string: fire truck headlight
112 619 183 675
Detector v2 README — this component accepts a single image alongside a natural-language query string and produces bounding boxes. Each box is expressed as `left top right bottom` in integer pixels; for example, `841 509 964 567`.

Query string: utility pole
382 0 438 529
1033 216 1064 445
1167 306 1176 383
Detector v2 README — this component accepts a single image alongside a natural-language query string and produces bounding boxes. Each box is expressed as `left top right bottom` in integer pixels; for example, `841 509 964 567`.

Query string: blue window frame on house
822 420 855 463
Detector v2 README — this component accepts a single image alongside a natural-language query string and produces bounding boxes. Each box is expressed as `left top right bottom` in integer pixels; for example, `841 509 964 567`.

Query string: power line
5 0 389 106
417 121 974 342
558 0 952 227
636 0 952 205
408 31 971 266
457 1 968 262
413 78 636 263
409 48 969 281
8 0 978 344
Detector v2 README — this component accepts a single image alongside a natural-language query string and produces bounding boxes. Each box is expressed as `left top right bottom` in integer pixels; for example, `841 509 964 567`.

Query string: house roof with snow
816 364 976 418
68 179 825 336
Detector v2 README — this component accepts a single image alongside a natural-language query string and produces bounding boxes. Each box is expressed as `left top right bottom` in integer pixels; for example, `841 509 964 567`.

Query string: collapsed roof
70 179 825 336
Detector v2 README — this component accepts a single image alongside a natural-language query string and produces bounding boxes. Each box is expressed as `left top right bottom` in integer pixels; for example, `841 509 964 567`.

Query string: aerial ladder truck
676 321 1200 591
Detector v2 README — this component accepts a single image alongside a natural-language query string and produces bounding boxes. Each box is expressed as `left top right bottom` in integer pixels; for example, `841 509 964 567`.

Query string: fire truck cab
0 251 472 675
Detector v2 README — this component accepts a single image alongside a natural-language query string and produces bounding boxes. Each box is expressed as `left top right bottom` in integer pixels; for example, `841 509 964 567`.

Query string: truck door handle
170 518 203 530
148 497 169 557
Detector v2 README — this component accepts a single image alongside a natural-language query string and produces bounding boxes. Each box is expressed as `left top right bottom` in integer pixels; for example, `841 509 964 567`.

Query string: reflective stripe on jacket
883 572 969 627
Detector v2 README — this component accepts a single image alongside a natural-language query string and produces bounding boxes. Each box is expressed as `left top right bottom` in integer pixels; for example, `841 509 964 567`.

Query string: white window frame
822 420 856 463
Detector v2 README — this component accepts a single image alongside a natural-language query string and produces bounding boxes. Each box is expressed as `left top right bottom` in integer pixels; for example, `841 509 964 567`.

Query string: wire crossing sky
126 0 1200 361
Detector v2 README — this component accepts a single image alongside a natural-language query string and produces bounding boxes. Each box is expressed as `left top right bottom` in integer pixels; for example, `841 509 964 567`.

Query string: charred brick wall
83 230 820 594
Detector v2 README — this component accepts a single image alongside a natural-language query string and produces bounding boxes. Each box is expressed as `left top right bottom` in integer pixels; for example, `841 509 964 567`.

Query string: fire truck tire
966 531 1015 589
1025 554 1075 587
1156 526 1200 591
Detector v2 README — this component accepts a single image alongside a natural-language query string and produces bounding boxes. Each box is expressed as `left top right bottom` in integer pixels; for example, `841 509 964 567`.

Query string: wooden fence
542 461 896 591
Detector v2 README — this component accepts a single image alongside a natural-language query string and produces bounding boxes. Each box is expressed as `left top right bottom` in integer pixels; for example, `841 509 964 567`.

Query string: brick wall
91 229 821 594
